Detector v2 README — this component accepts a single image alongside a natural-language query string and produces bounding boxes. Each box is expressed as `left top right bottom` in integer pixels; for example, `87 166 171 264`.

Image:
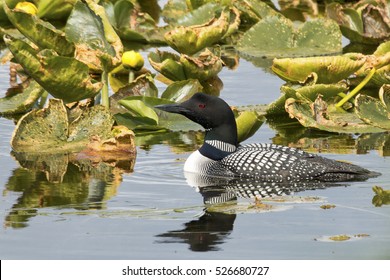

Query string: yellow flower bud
15 2 38 15
122 51 144 71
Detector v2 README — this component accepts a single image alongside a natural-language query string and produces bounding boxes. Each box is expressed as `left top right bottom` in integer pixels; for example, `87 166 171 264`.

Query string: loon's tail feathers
306 156 381 182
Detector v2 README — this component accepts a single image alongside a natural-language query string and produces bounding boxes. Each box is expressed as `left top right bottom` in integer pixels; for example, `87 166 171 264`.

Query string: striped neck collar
199 140 237 161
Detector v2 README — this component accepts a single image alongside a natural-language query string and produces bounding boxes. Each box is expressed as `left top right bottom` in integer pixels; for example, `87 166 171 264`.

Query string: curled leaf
272 53 366 84
285 95 384 133
148 49 223 81
235 110 264 143
4 36 102 103
355 86 390 130
4 2 75 56
164 9 230 55
65 0 123 71
0 80 44 115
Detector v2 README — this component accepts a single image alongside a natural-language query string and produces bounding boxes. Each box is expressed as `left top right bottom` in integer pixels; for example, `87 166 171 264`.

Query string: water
1 56 389 260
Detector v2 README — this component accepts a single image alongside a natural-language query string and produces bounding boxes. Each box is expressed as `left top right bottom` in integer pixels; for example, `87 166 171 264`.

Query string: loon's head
156 93 238 147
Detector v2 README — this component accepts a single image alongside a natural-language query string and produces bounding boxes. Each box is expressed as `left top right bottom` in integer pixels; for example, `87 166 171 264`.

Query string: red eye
198 103 206 109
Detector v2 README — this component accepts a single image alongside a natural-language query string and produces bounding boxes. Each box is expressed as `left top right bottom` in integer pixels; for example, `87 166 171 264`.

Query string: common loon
156 93 379 182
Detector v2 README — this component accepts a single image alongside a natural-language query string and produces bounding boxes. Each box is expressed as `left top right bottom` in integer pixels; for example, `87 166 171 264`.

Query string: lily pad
237 15 342 58
35 0 77 20
11 99 115 153
161 79 203 102
236 110 264 143
118 98 159 125
326 2 390 45
285 95 384 133
272 53 366 84
112 0 164 43
4 36 102 103
164 8 230 55
176 2 221 27
372 186 390 207
148 49 223 81
233 0 279 29
267 83 349 116
355 88 390 130
65 0 123 72
3 2 75 56
0 80 44 115
180 49 223 80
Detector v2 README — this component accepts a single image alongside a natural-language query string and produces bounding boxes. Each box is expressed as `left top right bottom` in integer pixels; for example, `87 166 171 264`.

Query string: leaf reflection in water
3 151 135 229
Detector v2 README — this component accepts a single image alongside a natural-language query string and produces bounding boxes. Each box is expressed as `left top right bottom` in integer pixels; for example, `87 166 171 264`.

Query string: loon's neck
199 125 238 160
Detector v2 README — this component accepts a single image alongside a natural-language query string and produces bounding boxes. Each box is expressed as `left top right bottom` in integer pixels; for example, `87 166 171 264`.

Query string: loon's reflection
184 172 346 205
156 172 349 252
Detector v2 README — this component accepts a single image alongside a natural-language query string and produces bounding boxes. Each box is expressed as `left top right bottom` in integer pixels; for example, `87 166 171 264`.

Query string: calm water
0 52 389 260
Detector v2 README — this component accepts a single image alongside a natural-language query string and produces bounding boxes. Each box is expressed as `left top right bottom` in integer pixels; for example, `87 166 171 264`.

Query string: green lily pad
35 0 77 20
11 99 115 153
4 36 102 103
272 53 366 84
176 2 220 26
237 15 342 58
285 95 384 133
0 80 44 115
113 0 164 43
326 2 390 45
3 2 75 56
267 83 349 116
236 110 264 143
65 0 123 71
161 79 203 102
148 49 223 81
148 50 186 81
118 98 159 125
164 8 230 55
180 49 223 80
233 0 279 29
374 40 390 56
355 86 390 130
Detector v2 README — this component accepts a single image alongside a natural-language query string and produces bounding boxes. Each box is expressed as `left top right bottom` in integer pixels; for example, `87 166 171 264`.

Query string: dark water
1 53 389 260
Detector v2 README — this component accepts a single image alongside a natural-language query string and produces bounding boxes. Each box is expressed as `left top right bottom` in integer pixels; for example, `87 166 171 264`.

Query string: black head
155 93 238 146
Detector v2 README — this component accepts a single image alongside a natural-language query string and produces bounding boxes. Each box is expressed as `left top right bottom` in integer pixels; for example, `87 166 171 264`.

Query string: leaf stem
335 67 376 108
101 70 109 108
129 70 134 84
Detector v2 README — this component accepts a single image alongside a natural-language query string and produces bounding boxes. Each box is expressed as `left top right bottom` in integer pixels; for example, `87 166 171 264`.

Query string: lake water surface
0 51 389 260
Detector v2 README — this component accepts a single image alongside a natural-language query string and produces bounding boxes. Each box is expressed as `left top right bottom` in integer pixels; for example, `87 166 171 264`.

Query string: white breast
184 150 216 174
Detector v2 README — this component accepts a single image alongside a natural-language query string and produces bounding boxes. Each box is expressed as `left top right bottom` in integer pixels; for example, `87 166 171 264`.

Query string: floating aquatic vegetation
285 95 385 133
315 234 370 242
272 54 367 84
111 0 164 43
148 48 223 82
3 2 75 56
372 186 390 207
266 83 349 116
355 85 390 130
326 1 390 45
237 15 342 58
235 110 264 143
233 0 279 29
4 36 102 103
164 8 231 55
0 80 44 115
10 98 135 157
65 0 123 72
